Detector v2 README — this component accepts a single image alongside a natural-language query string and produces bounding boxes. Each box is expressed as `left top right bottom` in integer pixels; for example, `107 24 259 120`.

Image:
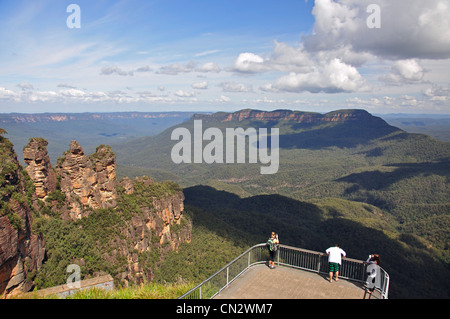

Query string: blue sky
0 0 449 114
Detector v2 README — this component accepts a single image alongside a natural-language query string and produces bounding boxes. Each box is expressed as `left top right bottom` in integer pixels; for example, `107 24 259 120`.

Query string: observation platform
214 264 379 299
180 244 389 299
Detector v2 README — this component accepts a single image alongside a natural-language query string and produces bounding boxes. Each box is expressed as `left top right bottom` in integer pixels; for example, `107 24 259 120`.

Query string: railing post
276 247 280 266
226 267 229 288
317 253 321 273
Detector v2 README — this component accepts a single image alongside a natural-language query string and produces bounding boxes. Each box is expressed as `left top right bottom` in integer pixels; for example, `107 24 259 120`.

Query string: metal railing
178 243 390 299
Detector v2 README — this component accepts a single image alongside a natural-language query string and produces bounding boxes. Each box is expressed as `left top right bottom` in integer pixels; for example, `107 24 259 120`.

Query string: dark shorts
269 250 276 261
329 262 340 272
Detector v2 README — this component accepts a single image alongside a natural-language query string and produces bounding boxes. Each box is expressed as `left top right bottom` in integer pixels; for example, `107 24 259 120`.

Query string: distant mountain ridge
193 108 381 124
0 111 196 165
0 112 192 124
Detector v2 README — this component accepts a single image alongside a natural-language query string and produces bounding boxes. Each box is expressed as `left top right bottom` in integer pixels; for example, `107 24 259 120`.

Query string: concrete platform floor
214 264 379 299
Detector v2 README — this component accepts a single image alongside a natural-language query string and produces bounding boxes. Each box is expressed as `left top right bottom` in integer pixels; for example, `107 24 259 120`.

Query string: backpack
266 238 278 252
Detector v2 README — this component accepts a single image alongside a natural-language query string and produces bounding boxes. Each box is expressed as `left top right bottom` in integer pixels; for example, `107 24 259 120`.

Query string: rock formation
18 139 191 289
23 138 57 200
0 133 45 297
55 141 118 220
115 176 191 285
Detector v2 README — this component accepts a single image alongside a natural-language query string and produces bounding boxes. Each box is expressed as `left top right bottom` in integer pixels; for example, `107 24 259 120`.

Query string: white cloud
159 61 220 74
220 81 253 93
273 58 367 93
304 0 450 60
135 65 152 72
17 82 34 90
232 52 268 73
28 90 59 103
268 42 313 72
228 0 450 99
192 81 208 90
424 85 450 103
159 61 196 75
381 59 425 84
197 62 221 73
259 83 279 93
219 95 231 102
0 87 20 102
100 65 133 76
174 90 196 98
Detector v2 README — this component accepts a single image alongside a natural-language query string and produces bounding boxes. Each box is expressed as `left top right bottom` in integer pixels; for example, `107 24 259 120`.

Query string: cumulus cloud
0 85 203 105
424 85 450 103
159 61 196 75
219 95 231 102
192 81 208 90
135 65 152 72
197 62 221 73
174 90 196 98
232 45 368 93
232 52 269 73
230 0 450 96
220 81 253 93
304 0 450 60
380 59 426 84
100 65 133 76
0 87 20 102
17 82 34 90
272 58 367 93
159 61 221 75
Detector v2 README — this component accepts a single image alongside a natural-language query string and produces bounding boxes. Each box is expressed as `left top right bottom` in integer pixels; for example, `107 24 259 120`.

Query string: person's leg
335 263 340 281
328 263 333 282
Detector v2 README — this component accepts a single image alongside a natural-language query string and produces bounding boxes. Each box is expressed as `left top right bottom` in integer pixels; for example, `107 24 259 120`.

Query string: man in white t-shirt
326 244 346 283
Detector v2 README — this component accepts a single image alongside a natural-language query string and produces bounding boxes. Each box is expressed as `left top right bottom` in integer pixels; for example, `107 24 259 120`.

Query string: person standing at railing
364 254 381 298
267 232 279 269
326 244 346 283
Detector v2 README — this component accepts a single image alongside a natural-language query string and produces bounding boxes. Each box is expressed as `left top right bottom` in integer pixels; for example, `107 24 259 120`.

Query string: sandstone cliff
18 139 191 289
0 133 45 297
23 138 57 200
55 141 118 220
114 176 191 285
193 108 382 124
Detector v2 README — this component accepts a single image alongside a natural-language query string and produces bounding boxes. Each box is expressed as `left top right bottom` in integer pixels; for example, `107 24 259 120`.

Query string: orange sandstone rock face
2 136 191 293
55 141 118 220
0 135 45 297
19 138 191 287
23 138 57 200
24 139 119 221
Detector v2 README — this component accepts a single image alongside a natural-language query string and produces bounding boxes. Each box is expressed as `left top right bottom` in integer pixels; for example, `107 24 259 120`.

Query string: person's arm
365 255 375 264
